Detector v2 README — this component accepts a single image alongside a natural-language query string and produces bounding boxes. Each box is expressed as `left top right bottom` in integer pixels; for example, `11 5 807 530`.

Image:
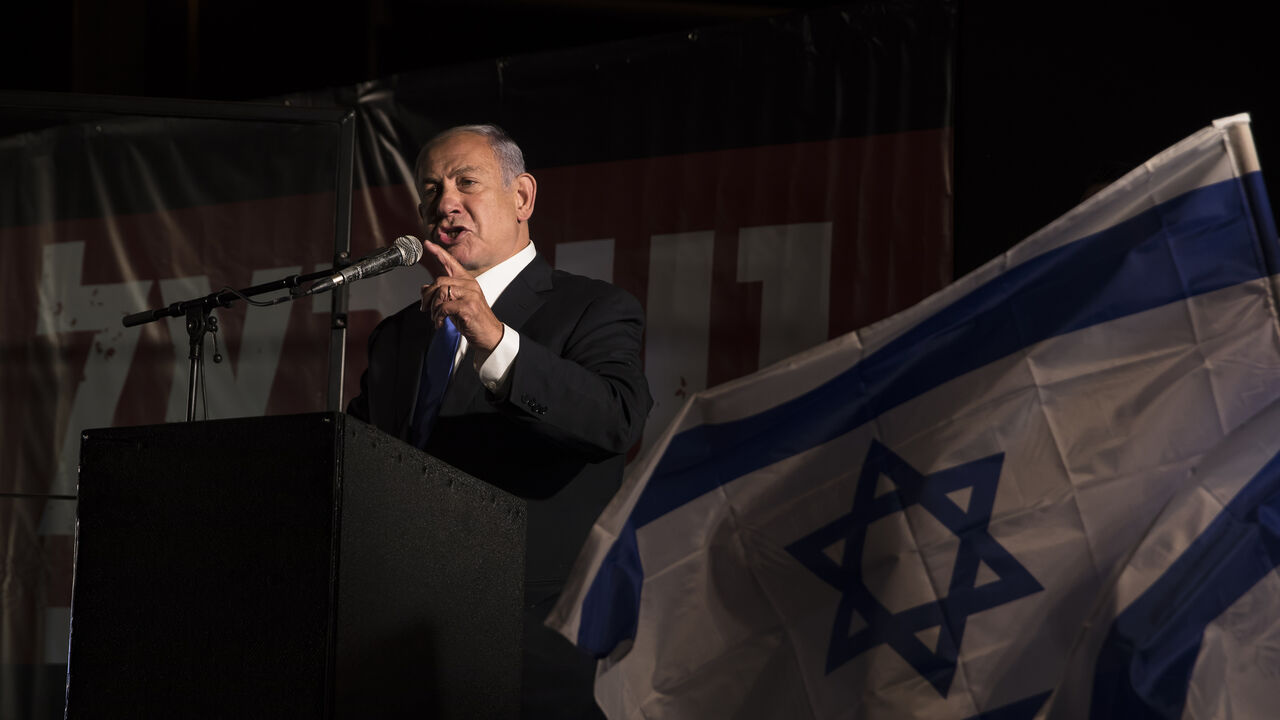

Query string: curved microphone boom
306 235 424 295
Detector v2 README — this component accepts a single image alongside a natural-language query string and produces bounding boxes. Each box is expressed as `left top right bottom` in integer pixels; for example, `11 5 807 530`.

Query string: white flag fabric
547 114 1280 719
1044 393 1280 719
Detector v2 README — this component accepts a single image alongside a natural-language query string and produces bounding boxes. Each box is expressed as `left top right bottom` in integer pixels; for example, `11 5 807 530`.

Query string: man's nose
434 184 463 217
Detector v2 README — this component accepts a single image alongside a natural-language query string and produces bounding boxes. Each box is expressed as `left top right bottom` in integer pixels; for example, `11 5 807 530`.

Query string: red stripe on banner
0 192 339 460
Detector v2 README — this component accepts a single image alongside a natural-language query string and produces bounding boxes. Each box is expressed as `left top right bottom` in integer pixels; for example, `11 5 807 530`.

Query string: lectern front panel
70 414 338 717
67 412 525 719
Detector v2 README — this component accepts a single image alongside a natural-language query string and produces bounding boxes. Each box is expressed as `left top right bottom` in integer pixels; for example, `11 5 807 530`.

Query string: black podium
65 412 525 718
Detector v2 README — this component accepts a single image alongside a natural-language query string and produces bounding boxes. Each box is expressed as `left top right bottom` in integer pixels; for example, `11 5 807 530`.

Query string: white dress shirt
451 240 537 393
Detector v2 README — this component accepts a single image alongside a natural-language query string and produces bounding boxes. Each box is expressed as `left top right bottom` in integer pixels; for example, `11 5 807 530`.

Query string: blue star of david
786 440 1043 696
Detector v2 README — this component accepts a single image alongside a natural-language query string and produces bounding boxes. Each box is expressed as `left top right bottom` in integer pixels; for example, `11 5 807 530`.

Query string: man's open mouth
438 226 466 243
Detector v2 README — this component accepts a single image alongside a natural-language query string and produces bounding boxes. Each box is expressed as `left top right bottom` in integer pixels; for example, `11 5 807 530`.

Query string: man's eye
458 178 476 188
422 186 438 197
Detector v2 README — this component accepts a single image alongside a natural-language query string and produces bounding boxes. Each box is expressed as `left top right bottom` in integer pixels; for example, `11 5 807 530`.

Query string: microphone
307 235 424 295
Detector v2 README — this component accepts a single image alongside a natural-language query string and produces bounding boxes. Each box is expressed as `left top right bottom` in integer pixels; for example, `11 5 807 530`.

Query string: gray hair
415 124 527 187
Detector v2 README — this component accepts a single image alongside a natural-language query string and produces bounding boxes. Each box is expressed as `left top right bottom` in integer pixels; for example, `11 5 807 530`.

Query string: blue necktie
409 317 461 449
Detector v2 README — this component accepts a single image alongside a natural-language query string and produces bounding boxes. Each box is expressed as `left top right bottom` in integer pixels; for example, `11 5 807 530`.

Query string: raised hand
419 240 506 353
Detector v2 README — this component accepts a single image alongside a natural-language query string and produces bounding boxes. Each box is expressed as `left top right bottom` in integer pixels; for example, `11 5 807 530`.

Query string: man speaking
347 124 652 718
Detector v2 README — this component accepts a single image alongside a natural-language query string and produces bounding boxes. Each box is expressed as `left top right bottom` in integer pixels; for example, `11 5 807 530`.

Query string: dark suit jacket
347 254 651 717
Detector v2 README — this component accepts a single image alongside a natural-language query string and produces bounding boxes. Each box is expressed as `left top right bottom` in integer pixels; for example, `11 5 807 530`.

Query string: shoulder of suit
543 268 645 323
548 267 629 299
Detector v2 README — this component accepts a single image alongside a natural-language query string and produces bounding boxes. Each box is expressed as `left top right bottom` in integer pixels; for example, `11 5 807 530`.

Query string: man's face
417 133 529 276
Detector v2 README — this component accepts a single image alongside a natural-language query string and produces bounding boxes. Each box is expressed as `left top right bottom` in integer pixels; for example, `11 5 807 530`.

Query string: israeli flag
548 114 1280 719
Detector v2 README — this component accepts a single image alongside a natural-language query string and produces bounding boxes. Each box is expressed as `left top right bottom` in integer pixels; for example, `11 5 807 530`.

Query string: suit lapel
493 254 553 330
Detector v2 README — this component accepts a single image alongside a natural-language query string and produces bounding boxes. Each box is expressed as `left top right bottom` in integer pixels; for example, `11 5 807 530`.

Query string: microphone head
395 235 424 265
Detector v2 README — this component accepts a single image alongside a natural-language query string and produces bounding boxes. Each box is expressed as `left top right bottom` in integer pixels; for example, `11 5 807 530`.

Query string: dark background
3 0 1275 276
0 4 1274 718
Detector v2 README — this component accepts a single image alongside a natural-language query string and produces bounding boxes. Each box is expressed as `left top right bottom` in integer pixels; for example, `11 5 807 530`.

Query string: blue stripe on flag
578 521 643 656
1242 172 1280 276
1088 445 1280 718
577 172 1279 654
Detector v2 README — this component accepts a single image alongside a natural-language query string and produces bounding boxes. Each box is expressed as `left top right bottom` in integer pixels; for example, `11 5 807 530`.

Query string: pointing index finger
424 240 467 278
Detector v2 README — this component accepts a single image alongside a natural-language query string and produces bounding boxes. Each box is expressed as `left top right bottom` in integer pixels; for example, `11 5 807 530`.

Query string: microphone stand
122 267 341 422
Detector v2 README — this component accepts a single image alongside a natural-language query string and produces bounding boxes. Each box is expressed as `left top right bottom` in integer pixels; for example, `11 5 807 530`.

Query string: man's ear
514 173 537 221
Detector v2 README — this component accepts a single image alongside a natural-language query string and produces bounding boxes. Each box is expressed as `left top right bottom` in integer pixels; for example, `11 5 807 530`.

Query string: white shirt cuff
477 324 519 392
